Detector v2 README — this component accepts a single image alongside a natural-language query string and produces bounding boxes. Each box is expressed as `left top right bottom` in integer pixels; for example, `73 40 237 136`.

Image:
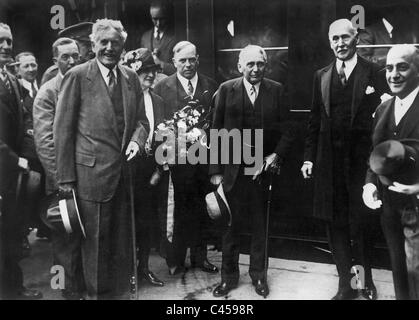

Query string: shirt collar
336 54 357 78
243 77 261 95
96 59 117 84
154 27 164 38
382 18 393 36
21 78 37 91
177 72 198 91
395 86 419 108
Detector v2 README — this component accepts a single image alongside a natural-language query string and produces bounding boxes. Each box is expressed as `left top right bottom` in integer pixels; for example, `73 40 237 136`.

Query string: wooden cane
263 173 274 298
128 163 138 300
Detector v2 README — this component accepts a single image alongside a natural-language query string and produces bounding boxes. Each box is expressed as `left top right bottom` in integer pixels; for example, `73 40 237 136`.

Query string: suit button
394 132 397 136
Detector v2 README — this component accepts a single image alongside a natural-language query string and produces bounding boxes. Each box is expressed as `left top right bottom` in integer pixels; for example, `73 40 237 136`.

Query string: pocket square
365 86 375 95
380 93 393 103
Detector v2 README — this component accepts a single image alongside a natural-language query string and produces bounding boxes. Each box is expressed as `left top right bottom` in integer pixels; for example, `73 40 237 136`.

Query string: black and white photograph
1 0 419 306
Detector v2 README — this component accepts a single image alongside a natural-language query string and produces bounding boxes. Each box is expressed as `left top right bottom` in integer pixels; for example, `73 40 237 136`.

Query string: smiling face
329 21 358 61
138 68 157 90
386 47 419 99
238 47 266 85
0 26 13 68
92 27 124 69
16 55 38 83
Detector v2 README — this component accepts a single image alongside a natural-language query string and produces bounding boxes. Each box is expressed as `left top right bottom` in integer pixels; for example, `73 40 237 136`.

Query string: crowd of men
2 0 419 301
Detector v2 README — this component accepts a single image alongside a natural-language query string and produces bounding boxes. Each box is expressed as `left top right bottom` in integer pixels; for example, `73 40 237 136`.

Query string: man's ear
196 54 199 66
172 57 176 66
355 34 360 45
237 62 243 74
52 57 58 66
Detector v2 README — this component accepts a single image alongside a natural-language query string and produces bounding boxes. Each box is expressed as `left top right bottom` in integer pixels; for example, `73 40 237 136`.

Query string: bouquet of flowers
149 94 212 186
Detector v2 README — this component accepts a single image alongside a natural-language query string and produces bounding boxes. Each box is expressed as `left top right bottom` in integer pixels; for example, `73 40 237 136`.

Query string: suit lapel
372 98 394 145
231 78 244 129
118 65 133 149
351 57 370 125
399 92 419 138
320 63 333 117
86 61 120 142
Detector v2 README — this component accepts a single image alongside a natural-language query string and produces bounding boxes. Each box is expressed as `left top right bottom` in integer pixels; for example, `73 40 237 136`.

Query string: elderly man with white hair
301 19 387 300
363 44 419 300
54 19 149 299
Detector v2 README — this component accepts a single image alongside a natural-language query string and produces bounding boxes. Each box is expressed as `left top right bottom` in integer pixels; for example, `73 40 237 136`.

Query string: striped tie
0 69 11 93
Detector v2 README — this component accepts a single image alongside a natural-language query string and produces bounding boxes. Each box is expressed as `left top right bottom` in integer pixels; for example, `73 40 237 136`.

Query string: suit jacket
140 28 176 76
0 71 24 196
365 93 419 187
209 77 293 192
304 56 385 220
33 74 63 194
54 60 149 202
153 72 218 119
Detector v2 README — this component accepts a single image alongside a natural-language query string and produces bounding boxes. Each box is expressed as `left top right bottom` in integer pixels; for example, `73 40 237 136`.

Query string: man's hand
126 141 141 161
264 153 281 175
210 174 223 186
388 181 419 195
18 157 29 172
301 161 313 179
362 183 382 210
58 183 75 195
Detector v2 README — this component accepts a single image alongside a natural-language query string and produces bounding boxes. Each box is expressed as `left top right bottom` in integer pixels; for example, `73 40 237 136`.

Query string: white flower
186 128 202 143
365 86 375 95
177 120 187 129
380 93 393 103
192 110 200 117
157 123 166 130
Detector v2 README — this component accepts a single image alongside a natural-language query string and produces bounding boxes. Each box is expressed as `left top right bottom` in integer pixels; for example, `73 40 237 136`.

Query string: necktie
250 85 256 105
187 80 194 97
31 82 37 98
155 30 161 40
0 69 11 93
338 62 347 87
108 69 116 97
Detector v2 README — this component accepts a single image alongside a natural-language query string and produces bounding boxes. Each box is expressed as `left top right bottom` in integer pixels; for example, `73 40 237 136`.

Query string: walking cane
128 163 138 300
263 172 274 298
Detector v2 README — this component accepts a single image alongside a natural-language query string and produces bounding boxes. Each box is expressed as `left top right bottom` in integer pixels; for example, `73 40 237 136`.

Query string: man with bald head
363 44 419 299
301 19 386 299
210 44 294 297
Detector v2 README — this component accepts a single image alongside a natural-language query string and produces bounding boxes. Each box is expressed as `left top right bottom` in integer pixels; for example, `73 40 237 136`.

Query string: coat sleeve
303 71 322 163
53 71 80 185
33 85 58 190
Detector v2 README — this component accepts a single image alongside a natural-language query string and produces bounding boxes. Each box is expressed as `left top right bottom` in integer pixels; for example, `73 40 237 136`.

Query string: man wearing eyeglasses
33 37 83 299
301 19 387 300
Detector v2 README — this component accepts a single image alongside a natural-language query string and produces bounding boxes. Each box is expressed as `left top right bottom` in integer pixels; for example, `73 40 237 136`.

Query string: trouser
221 173 267 286
78 180 133 299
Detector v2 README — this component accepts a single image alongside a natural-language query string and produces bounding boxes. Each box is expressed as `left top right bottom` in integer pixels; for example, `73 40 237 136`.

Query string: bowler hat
122 48 160 74
40 189 86 238
369 139 419 186
205 184 232 227
58 22 93 42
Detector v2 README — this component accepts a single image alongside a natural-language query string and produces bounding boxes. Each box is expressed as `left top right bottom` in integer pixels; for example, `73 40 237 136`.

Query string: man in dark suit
140 0 176 76
363 44 419 300
54 19 148 299
122 47 165 287
209 44 294 298
33 37 83 300
154 40 219 276
301 19 386 300
0 22 42 299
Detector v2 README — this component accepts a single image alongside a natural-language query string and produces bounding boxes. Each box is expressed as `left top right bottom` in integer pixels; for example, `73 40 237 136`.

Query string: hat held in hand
205 183 232 227
369 139 419 186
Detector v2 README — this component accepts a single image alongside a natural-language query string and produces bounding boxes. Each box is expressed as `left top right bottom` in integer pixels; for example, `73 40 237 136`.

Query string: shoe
17 287 43 300
141 270 164 287
361 284 377 300
168 266 187 275
62 290 85 300
331 288 358 300
213 282 236 297
197 260 219 274
252 279 269 297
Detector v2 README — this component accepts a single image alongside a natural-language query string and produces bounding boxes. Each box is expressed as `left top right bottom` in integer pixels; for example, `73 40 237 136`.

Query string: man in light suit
54 19 148 299
33 37 83 299
301 19 386 300
0 22 42 299
210 45 294 298
140 0 176 76
153 41 219 276
363 44 419 300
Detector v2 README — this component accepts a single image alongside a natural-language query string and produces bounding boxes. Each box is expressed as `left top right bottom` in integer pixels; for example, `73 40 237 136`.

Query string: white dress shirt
336 54 358 80
97 59 117 86
21 78 38 98
177 72 198 97
243 77 261 104
143 88 155 145
154 27 164 40
394 86 419 125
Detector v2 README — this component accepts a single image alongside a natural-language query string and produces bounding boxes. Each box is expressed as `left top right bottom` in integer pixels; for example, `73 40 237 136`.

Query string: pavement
20 230 395 300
